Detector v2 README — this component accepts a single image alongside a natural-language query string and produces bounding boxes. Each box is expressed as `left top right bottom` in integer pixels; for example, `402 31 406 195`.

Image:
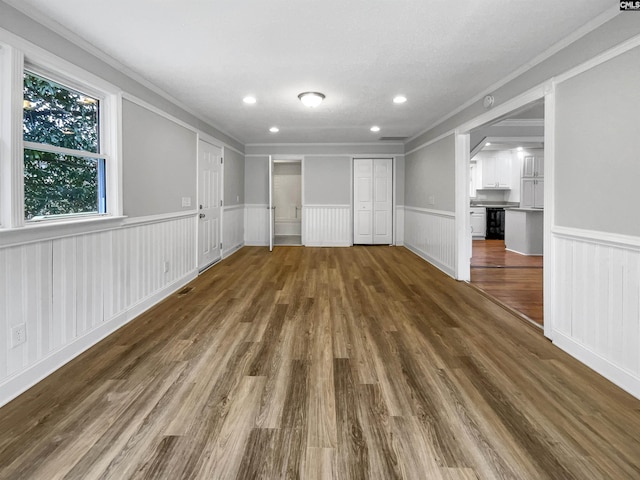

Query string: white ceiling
9 0 612 145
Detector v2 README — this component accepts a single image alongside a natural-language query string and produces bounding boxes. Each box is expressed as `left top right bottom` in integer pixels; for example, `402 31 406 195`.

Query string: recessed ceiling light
298 92 325 108
517 146 523 151
485 142 491 146
393 95 407 104
243 96 257 104
269 126 279 133
370 126 380 132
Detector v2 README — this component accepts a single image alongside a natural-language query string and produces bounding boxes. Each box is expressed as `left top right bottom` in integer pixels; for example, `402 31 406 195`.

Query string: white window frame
0 32 122 235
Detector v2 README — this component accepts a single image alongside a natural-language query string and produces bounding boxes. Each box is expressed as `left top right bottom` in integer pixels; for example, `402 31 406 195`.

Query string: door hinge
220 157 223 164
220 200 223 206
219 242 222 249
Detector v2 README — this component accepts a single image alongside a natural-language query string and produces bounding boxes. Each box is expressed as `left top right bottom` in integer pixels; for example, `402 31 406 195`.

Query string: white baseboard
305 242 351 247
222 243 244 259
0 270 197 408
244 241 268 247
404 243 455 278
552 330 640 400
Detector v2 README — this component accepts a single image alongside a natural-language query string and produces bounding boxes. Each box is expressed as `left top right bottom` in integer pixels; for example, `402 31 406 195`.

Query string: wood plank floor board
1 246 639 479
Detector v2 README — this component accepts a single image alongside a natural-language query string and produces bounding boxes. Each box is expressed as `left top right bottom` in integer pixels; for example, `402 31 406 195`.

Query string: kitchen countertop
506 207 544 212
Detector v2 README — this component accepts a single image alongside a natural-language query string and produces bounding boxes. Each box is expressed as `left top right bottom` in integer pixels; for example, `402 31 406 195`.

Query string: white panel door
198 140 222 270
373 159 392 244
353 159 373 244
353 158 392 245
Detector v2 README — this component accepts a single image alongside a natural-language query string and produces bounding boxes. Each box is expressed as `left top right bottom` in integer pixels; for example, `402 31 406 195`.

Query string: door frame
269 155 304 248
196 133 224 271
455 81 555 339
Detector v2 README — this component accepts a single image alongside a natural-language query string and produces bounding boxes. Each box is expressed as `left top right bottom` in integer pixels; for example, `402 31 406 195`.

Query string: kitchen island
505 208 543 255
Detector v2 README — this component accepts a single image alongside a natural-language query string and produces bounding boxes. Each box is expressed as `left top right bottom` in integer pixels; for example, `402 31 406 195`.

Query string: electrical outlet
11 324 26 348
163 261 170 273
181 196 191 207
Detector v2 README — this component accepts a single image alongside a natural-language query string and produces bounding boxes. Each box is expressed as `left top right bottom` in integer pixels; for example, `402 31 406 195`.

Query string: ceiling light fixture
298 91 325 108
269 126 279 133
243 96 257 104
485 142 491 146
370 126 380 132
393 95 407 104
517 146 523 151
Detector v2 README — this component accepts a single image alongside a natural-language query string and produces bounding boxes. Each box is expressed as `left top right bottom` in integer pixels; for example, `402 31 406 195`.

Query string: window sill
0 215 127 248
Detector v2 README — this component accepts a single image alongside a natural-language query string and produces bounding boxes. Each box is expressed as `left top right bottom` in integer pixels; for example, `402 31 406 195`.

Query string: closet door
353 159 373 244
353 158 392 245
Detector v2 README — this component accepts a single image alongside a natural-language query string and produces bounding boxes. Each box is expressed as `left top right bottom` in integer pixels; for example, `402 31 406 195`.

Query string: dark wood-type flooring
471 240 543 326
1 246 639 479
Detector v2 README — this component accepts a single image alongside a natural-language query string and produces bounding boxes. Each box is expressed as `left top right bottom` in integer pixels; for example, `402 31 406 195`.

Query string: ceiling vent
378 136 407 142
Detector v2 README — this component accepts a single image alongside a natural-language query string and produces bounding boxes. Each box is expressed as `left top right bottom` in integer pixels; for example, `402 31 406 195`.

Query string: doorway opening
468 99 545 327
273 160 302 246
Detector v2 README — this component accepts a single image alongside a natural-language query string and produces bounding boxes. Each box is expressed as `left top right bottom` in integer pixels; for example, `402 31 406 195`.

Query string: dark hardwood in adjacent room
1 246 639 479
471 239 543 326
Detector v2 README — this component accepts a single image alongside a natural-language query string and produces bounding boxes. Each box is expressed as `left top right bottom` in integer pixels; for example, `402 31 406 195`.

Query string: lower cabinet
470 207 486 238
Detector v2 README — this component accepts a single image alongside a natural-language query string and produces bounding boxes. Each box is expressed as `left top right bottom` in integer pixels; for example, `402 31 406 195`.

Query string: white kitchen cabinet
482 156 511 188
521 178 544 208
522 155 544 178
470 207 486 238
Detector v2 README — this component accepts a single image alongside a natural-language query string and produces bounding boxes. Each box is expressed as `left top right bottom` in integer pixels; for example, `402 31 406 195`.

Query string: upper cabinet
522 155 544 178
481 155 512 189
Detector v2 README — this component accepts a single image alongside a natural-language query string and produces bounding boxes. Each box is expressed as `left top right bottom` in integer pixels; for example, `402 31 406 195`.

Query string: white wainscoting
245 204 269 246
222 204 244 257
0 213 197 407
304 205 351 247
395 205 405 246
551 226 640 399
404 206 456 277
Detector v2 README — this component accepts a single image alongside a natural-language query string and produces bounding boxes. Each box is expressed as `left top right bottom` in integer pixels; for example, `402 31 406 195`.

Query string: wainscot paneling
404 206 456 277
303 205 351 247
245 204 269 246
395 205 405 246
222 205 244 258
551 227 640 399
0 214 197 407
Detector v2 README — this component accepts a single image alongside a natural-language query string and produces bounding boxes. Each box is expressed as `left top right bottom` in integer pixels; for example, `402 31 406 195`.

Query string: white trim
403 130 457 156
304 204 351 209
0 269 197 408
483 136 545 144
122 210 198 227
23 141 107 160
403 206 455 218
554 32 640 85
552 226 640 250
552 330 640 400
492 119 544 128
0 215 126 248
245 142 403 148
543 89 556 340
404 6 619 144
223 204 245 212
404 244 455 279
245 152 402 158
454 131 470 281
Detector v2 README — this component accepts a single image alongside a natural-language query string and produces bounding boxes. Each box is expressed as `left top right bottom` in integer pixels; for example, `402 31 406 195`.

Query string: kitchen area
469 139 545 326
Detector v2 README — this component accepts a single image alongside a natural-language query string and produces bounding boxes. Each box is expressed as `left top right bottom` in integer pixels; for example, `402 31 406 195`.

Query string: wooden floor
471 240 543 326
1 246 639 479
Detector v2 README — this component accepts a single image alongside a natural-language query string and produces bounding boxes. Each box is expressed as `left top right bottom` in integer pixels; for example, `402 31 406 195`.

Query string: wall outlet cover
182 197 192 207
11 324 26 348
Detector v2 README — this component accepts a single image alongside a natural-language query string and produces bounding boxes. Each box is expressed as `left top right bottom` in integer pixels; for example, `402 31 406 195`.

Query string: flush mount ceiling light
243 96 257 104
485 142 491 146
370 126 381 132
298 91 325 108
393 95 407 104
269 126 279 133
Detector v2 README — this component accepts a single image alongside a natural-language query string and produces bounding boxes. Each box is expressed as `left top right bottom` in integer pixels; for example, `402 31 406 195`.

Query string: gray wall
0 2 243 152
122 100 197 217
395 155 405 205
304 156 351 205
245 156 269 204
555 45 640 237
405 135 455 212
223 148 245 206
406 14 640 152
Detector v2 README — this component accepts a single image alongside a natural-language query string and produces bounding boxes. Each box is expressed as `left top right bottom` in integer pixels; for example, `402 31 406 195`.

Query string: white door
198 140 222 270
268 155 275 251
373 159 392 244
353 158 392 245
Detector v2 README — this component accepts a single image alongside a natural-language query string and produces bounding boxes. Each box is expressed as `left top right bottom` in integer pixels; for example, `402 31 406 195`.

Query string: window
23 70 106 221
